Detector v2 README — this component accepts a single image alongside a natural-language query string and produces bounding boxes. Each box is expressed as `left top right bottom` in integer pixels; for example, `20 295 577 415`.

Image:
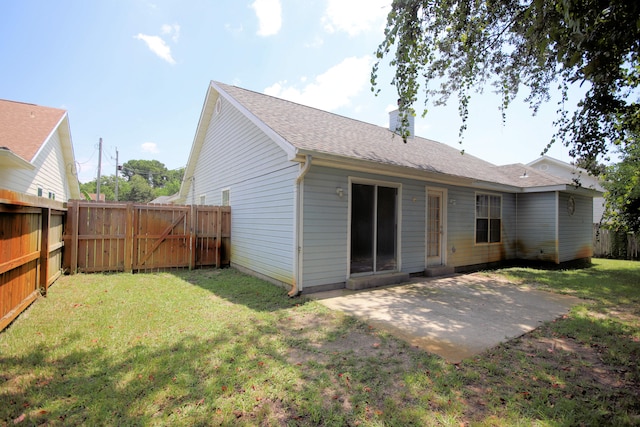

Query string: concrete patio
309 273 583 363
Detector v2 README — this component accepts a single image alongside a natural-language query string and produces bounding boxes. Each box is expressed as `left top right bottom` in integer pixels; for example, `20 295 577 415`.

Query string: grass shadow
496 259 640 307
171 268 310 312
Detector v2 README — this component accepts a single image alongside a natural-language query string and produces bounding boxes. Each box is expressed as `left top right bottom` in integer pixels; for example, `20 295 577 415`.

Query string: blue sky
1 0 579 183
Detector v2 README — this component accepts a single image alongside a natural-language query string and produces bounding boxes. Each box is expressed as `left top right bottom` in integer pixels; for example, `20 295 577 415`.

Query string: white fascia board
521 184 568 193
294 150 478 188
57 115 81 199
295 150 602 196
565 186 604 197
212 82 297 161
470 180 521 193
31 113 65 162
179 82 219 202
0 149 35 169
522 184 601 197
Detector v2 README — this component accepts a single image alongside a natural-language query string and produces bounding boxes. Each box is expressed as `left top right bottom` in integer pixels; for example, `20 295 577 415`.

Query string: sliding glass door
350 183 398 275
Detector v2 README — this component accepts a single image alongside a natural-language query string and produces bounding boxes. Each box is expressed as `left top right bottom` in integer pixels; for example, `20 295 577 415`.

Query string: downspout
289 154 312 297
555 191 560 264
515 193 518 259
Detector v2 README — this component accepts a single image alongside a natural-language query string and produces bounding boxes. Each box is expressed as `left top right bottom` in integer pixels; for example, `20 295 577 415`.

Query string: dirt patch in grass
456 305 640 425
283 286 640 425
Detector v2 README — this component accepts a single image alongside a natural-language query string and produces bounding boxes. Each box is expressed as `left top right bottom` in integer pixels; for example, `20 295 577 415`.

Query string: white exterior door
426 188 446 267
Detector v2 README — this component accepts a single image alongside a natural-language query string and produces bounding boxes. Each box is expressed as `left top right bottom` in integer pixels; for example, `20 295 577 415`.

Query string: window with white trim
221 189 230 206
476 194 501 243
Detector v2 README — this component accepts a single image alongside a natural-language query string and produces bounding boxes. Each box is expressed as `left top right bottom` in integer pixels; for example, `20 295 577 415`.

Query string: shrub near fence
0 189 66 331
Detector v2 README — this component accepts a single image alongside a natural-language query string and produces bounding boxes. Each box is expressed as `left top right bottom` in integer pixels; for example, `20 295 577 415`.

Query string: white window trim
221 188 230 206
474 192 503 245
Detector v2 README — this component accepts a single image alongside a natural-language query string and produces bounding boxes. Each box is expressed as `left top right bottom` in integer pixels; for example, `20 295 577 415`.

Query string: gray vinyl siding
402 182 426 272
300 167 427 289
193 97 298 285
301 166 527 289
301 168 349 288
0 128 73 201
558 193 593 262
516 192 558 262
446 187 517 268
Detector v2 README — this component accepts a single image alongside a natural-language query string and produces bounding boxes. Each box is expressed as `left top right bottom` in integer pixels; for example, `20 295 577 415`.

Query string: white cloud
225 23 244 35
264 56 372 111
135 33 176 64
323 0 391 36
141 142 159 153
304 36 324 48
251 0 282 37
161 23 181 42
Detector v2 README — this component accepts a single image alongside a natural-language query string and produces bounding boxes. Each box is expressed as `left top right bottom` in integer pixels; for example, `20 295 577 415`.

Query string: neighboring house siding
0 129 71 200
516 192 558 262
0 165 31 195
558 193 593 262
30 129 70 200
193 97 298 285
593 197 605 225
446 188 517 268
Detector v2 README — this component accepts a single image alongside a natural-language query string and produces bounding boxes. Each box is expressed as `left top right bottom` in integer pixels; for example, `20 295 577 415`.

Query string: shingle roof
215 82 570 190
0 99 66 162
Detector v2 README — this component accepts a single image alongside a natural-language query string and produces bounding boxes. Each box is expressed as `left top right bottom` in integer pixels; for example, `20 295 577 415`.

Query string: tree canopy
603 139 640 232
80 160 184 203
372 0 639 171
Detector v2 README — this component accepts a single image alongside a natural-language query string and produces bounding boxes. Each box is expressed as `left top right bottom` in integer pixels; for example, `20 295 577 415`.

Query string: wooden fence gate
63 201 230 273
1 190 66 331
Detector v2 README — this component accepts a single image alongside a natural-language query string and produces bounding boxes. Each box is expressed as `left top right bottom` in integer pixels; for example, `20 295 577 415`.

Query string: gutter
289 154 312 297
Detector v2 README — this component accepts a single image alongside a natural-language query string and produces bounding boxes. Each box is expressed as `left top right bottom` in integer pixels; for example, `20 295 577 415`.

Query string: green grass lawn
1 259 639 426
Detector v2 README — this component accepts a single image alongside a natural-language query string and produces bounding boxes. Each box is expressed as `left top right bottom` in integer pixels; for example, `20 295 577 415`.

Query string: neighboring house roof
182 81 597 199
87 193 106 202
527 155 605 192
0 99 80 199
150 193 180 204
0 99 66 162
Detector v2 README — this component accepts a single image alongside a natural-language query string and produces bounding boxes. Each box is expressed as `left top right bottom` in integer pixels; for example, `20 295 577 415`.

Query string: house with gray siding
177 81 598 295
527 155 605 224
0 99 80 201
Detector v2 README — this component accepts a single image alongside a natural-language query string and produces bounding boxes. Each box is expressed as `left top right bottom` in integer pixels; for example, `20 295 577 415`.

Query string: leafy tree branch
373 0 639 172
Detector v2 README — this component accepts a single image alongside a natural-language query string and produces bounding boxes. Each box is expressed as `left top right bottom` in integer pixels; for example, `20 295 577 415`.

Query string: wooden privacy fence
1 189 66 331
63 201 230 273
593 224 639 260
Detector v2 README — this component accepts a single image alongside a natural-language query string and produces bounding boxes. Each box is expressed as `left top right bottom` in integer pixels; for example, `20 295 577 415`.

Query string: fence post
70 200 79 274
189 204 196 270
39 207 50 295
215 206 222 268
125 203 134 273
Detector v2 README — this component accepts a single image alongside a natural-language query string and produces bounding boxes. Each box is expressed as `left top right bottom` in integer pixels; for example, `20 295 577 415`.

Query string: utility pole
114 147 119 201
96 137 103 201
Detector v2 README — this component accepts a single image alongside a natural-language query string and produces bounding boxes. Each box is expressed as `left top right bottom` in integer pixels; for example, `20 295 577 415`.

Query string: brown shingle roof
215 82 570 189
0 99 66 162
